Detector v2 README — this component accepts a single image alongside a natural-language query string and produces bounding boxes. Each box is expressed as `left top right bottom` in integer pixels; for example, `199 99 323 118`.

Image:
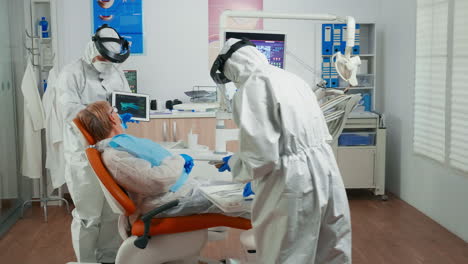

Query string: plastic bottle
361 93 371 112
39 17 49 38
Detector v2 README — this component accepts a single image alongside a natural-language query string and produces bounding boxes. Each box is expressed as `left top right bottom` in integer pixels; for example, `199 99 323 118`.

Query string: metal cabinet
332 113 387 197
338 147 375 188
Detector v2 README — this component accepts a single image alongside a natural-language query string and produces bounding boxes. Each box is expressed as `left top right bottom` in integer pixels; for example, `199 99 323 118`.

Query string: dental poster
208 0 263 66
93 0 144 54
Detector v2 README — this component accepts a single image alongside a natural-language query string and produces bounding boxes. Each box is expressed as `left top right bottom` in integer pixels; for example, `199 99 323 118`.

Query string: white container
188 132 199 149
359 59 368 74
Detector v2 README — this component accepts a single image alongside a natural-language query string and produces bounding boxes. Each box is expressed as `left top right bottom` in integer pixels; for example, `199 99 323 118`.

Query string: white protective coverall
56 28 130 263
222 39 352 264
43 66 66 190
21 57 45 179
97 138 250 218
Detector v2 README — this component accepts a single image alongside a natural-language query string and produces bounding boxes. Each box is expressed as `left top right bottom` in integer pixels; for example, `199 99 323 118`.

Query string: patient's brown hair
77 101 113 142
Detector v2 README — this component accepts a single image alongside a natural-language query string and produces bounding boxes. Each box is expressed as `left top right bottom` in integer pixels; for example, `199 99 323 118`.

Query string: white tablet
111 91 150 121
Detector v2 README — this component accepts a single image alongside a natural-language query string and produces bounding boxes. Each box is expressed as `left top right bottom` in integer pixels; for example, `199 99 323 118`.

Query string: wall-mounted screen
225 31 286 69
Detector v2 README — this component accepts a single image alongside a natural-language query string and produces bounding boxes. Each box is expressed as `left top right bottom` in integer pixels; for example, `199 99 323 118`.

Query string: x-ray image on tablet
111 91 150 121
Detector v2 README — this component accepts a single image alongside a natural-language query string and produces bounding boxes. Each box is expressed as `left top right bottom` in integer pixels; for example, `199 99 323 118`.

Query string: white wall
57 0 378 106
57 0 211 106
377 0 468 242
8 0 34 200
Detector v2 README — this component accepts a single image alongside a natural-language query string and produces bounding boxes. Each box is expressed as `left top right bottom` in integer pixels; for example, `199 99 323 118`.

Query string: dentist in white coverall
212 38 352 264
56 25 130 263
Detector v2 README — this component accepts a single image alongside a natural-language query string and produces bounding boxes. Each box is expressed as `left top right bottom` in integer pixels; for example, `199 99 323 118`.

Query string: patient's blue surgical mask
119 115 128 130
118 113 139 130
118 114 127 130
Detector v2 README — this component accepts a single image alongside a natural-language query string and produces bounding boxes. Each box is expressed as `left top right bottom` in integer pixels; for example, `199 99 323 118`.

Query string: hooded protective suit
221 39 352 264
56 27 130 263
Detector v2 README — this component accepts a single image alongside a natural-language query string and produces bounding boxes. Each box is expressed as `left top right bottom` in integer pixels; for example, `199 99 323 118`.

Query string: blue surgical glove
180 154 194 174
218 155 232 172
119 113 139 129
243 182 255 197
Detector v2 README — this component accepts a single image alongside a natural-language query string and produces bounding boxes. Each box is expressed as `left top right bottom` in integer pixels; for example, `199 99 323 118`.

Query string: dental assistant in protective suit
56 24 131 263
211 38 352 263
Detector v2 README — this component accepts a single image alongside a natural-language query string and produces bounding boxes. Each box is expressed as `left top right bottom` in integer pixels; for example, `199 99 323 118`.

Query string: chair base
116 230 208 264
240 230 257 264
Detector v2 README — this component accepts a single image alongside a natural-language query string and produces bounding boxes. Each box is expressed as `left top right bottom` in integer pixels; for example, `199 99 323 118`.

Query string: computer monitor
225 31 286 69
111 91 150 121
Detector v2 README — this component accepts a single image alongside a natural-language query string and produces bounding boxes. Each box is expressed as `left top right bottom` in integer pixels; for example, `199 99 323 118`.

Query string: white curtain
449 0 468 172
413 0 449 162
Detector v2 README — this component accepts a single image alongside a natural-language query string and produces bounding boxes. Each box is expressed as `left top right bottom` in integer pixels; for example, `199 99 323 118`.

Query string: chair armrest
141 200 180 222
134 200 180 249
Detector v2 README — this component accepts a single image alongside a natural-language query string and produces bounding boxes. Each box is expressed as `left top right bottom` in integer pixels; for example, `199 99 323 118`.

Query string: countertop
150 111 217 119
150 110 378 119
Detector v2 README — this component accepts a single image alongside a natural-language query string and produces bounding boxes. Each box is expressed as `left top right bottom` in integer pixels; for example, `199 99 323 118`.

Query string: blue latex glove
119 113 140 129
180 154 194 174
243 182 255 197
218 155 232 172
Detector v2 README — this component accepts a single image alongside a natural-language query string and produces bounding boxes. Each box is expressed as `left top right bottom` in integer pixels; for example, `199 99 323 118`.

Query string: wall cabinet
128 118 223 151
127 117 239 152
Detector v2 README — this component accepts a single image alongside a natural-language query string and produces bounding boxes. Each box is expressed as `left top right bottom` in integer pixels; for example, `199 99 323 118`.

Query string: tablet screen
111 92 149 121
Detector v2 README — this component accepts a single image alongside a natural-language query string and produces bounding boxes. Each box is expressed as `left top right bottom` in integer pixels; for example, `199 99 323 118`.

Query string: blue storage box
338 133 375 146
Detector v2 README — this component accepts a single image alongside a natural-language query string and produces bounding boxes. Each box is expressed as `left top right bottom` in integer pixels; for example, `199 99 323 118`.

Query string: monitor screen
111 91 150 121
225 31 286 69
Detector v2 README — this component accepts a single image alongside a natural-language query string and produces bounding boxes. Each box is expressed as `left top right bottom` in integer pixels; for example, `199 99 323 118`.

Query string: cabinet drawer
171 118 217 149
337 147 375 188
126 118 170 142
126 117 239 152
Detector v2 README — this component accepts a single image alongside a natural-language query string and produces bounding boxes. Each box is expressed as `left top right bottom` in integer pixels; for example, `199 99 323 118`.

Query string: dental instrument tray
199 184 252 213
173 103 219 112
185 86 217 103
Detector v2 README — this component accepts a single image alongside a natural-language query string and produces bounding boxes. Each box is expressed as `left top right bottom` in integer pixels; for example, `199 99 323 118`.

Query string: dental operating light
219 11 361 86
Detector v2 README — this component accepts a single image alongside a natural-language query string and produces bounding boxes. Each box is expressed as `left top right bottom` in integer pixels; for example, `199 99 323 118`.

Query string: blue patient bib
109 134 189 192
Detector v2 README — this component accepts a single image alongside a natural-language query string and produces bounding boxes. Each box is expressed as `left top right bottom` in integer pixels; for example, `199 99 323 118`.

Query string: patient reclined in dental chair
96 136 250 219
78 101 250 219
73 101 252 264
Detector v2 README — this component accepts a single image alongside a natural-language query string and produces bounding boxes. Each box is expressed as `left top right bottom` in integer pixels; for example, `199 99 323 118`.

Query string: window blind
449 0 468 171
414 0 449 162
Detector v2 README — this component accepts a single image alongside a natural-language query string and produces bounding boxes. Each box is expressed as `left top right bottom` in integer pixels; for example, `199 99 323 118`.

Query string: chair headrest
73 118 96 145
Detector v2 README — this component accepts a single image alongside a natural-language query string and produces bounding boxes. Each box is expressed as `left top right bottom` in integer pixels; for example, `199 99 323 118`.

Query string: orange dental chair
72 118 252 264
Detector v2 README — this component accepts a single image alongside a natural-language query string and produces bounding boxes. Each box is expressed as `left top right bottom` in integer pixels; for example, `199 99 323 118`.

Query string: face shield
211 38 256 112
92 24 130 63
210 38 256 84
214 82 232 113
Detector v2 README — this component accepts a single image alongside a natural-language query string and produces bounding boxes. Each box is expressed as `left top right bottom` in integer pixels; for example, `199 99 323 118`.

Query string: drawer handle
163 121 167 141
173 121 177 141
